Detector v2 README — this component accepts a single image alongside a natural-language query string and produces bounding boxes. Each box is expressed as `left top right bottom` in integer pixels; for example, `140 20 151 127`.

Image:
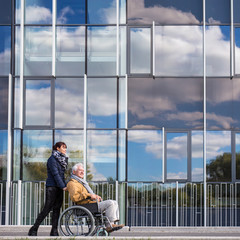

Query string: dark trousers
33 186 63 230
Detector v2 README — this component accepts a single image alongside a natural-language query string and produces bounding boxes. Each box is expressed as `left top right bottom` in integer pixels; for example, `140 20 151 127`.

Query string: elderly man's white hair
72 163 84 172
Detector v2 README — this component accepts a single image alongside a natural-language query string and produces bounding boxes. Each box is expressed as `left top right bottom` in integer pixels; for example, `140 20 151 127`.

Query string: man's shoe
28 226 38 236
106 224 124 233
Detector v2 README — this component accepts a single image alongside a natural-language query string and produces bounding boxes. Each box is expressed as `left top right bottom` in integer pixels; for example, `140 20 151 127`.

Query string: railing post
17 180 22 225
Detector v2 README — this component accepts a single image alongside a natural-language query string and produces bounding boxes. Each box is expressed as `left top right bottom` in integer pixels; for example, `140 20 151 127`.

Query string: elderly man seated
67 163 124 232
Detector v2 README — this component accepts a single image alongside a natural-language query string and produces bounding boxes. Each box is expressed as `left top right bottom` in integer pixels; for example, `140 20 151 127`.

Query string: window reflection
206 78 235 130
155 26 203 76
0 79 8 128
25 80 51 126
0 0 11 24
57 0 85 24
130 28 151 74
13 130 21 180
192 131 203 182
118 130 126 181
166 132 188 180
0 26 11 75
206 26 230 76
55 78 84 128
87 0 116 24
206 131 231 182
25 0 52 24
23 130 52 181
235 28 240 75
128 78 203 129
25 27 52 76
206 0 230 24
128 0 202 24
56 27 85 76
233 79 240 130
87 27 116 76
236 133 240 180
234 0 240 23
55 130 83 178
88 78 117 128
128 130 162 181
119 77 126 128
87 130 117 181
0 130 7 180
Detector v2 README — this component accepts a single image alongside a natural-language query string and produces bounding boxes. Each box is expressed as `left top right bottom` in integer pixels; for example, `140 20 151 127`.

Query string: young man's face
74 166 84 179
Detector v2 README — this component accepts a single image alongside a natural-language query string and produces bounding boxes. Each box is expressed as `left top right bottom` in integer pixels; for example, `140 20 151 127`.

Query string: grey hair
72 163 84 173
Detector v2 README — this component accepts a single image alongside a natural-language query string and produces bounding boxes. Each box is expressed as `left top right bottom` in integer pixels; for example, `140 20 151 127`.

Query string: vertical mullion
152 21 155 76
116 0 119 76
52 0 56 77
162 127 165 183
83 74 87 180
231 0 234 77
203 0 207 227
20 0 24 129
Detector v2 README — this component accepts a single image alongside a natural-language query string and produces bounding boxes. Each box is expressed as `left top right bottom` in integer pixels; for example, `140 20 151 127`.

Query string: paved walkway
1 226 240 239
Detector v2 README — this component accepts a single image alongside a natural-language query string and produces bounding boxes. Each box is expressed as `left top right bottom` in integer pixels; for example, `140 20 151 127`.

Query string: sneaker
106 224 124 233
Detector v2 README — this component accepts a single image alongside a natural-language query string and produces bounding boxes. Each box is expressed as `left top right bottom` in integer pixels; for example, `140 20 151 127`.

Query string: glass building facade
1 0 240 226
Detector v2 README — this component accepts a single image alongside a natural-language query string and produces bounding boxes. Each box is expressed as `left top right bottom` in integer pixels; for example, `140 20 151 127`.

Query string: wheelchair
58 202 117 236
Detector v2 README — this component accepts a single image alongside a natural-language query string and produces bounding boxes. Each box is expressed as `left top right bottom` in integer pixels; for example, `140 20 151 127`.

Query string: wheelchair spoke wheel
97 228 108 236
58 206 95 236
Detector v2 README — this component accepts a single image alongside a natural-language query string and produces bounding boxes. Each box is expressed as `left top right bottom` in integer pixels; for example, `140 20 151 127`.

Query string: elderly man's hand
90 194 102 202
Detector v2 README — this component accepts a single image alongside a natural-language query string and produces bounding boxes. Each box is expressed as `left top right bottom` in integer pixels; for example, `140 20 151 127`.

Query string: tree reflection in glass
128 130 162 181
87 130 116 181
23 130 52 181
206 131 231 182
0 130 7 180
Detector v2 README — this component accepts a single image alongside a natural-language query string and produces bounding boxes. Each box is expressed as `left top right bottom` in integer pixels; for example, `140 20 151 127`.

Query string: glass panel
128 130 162 181
0 78 8 129
57 0 85 24
206 26 230 76
155 26 203 76
0 26 11 75
119 0 126 24
234 0 240 23
192 131 203 182
206 78 233 130
25 27 52 76
88 78 117 128
0 130 7 180
56 27 85 76
55 78 84 128
206 131 231 182
15 26 20 76
87 0 116 24
55 130 83 178
120 26 127 76
166 132 188 180
25 0 52 24
233 79 240 130
128 78 203 129
236 133 240 179
0 0 11 24
206 0 230 24
22 130 52 181
15 0 21 24
25 80 51 126
130 28 151 74
87 130 117 181
13 130 21 180
127 0 203 25
87 27 116 76
119 77 126 128
14 78 20 128
118 130 126 181
235 28 240 75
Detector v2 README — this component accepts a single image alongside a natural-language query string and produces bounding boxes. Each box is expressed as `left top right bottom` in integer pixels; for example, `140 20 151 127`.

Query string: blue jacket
46 155 66 189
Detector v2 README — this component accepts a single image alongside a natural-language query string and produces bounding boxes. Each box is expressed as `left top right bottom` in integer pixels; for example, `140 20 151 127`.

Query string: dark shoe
28 226 38 236
50 228 59 236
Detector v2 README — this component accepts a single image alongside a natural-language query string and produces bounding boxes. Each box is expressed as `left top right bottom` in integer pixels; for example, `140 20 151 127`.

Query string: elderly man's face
73 166 84 179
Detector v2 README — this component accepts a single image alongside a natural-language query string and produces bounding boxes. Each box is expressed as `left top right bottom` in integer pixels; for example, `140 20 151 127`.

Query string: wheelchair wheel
58 206 95 236
97 228 108 236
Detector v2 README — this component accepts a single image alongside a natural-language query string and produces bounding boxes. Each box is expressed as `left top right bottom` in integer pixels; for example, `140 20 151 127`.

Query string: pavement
1 226 240 239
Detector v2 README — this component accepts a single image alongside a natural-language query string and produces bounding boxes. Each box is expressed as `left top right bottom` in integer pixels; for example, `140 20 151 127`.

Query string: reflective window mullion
83 74 87 180
231 0 234 77
52 0 56 77
116 0 119 76
20 0 24 129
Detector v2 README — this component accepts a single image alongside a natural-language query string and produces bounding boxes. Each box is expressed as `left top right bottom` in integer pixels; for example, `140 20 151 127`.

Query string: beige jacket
67 178 96 205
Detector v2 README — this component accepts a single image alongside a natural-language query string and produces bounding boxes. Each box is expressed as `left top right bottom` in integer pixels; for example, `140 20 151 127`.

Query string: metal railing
1 181 240 226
